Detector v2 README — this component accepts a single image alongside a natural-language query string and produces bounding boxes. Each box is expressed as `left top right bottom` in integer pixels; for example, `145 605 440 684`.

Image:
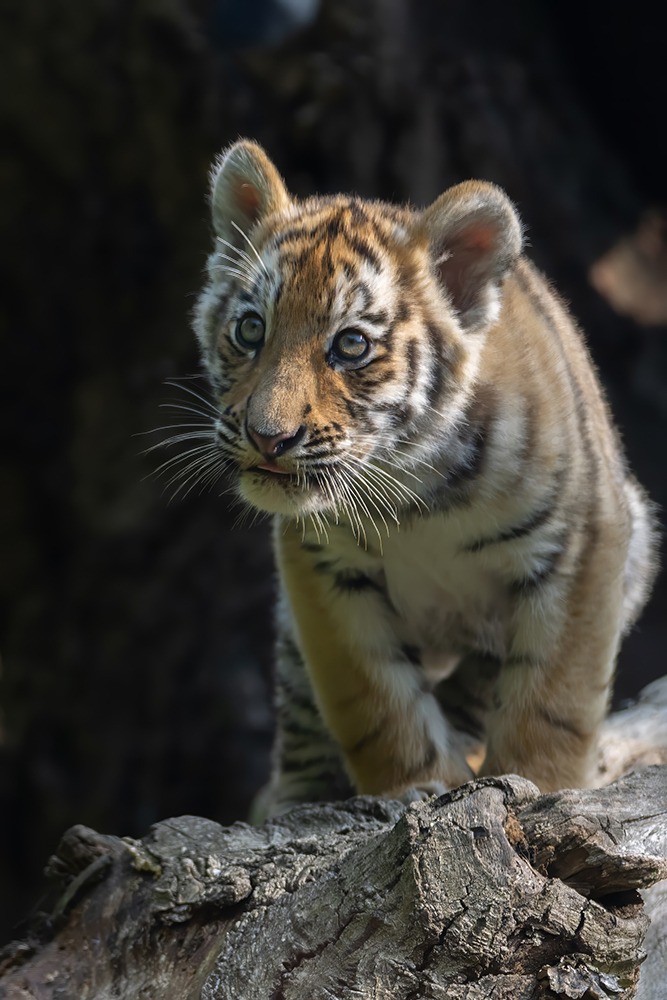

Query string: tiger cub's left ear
421 181 524 332
209 139 290 248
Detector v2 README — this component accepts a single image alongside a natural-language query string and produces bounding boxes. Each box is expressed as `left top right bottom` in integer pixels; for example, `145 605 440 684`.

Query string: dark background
1 0 665 942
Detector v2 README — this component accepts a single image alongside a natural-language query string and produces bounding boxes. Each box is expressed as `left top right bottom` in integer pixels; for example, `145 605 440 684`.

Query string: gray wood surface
1 680 666 999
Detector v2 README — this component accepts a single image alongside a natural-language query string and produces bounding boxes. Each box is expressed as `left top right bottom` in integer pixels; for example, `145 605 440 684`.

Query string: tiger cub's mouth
251 461 293 477
239 459 333 516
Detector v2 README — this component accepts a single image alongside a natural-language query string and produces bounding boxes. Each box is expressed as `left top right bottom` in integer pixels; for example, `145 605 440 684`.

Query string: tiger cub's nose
247 423 306 458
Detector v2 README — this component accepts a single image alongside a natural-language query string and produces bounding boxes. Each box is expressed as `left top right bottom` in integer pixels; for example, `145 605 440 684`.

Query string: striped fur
194 141 659 817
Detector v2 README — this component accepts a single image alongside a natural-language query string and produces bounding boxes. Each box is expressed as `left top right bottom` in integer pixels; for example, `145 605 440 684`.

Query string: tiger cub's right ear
209 140 290 247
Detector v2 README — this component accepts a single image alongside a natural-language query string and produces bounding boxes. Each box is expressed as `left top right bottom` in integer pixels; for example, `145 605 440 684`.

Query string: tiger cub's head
194 140 523 520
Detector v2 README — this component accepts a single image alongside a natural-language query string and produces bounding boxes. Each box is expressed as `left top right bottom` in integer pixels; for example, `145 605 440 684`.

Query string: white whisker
136 421 213 436
230 220 270 277
147 444 218 479
142 431 214 456
215 253 257 283
337 466 386 551
216 236 262 279
168 454 223 502
342 453 427 514
214 263 252 284
339 459 400 525
163 381 220 415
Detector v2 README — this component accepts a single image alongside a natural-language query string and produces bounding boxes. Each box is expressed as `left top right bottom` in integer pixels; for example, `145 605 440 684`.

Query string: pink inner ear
461 222 496 254
236 182 261 220
437 220 500 319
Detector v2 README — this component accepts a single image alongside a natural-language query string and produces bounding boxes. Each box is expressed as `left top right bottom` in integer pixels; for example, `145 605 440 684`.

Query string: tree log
1 679 666 1000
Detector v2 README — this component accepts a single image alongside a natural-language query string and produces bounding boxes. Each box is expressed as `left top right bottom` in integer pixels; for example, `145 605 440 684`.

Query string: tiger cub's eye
235 313 265 350
332 329 370 362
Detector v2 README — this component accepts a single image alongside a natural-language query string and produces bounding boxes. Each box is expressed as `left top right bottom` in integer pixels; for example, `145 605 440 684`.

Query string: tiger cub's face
194 141 522 520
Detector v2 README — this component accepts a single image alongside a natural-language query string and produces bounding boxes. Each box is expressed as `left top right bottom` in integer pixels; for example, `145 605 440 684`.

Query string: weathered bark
1 680 666 1000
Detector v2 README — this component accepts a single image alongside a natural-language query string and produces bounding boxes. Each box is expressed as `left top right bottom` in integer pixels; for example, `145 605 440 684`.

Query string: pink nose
247 424 306 457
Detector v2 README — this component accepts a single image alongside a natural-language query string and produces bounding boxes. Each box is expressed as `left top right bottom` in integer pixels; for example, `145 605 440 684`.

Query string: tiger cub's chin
237 469 329 518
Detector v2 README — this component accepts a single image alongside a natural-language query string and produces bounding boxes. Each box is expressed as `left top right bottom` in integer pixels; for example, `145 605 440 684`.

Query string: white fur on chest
384 516 510 661
326 512 513 668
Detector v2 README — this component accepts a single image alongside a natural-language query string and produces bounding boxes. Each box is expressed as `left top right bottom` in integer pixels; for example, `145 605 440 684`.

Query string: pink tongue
256 462 291 475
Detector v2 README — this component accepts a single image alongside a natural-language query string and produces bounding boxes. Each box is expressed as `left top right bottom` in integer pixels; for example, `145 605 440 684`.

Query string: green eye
235 313 265 350
331 329 370 363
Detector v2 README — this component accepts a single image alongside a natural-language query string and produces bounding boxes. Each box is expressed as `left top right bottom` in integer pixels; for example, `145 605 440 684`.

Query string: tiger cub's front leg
481 532 627 791
275 524 473 801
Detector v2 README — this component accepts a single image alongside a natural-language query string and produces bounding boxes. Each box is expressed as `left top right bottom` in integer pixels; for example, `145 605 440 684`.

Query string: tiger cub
194 140 658 817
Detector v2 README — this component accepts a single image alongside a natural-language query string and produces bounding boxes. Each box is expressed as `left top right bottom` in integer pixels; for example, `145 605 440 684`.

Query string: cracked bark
1 679 666 1000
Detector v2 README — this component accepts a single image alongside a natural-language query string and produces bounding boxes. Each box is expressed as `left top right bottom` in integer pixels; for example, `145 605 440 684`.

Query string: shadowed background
1 0 665 941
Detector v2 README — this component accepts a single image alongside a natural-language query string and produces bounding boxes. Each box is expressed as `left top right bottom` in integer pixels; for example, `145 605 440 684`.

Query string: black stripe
537 708 586 740
273 276 284 310
395 298 411 324
346 200 370 227
276 690 319 716
271 221 325 249
356 369 396 391
281 752 340 773
321 243 335 279
356 376 396 394
235 289 259 309
325 210 345 239
333 570 385 595
349 281 372 312
404 738 439 783
444 705 485 739
388 404 413 429
342 260 356 282
431 386 497 510
280 246 315 273
462 497 558 553
342 234 382 273
347 724 384 755
280 714 326 739
323 285 335 313
401 644 422 666
275 662 323 716
301 541 323 553
314 559 339 575
507 542 566 595
277 634 302 662
382 299 410 353
341 394 361 419
305 434 334 448
359 310 389 326
503 652 539 668
567 369 600 502
425 322 446 411
405 339 420 394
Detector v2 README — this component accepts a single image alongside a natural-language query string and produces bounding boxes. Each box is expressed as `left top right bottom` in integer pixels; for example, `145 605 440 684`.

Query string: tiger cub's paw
391 780 450 805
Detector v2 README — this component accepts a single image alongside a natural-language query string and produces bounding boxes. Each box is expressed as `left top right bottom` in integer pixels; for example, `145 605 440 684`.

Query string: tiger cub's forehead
257 196 420 333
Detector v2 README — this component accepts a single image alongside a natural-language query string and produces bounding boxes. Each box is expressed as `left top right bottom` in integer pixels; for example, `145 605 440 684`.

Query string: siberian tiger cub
194 140 657 817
